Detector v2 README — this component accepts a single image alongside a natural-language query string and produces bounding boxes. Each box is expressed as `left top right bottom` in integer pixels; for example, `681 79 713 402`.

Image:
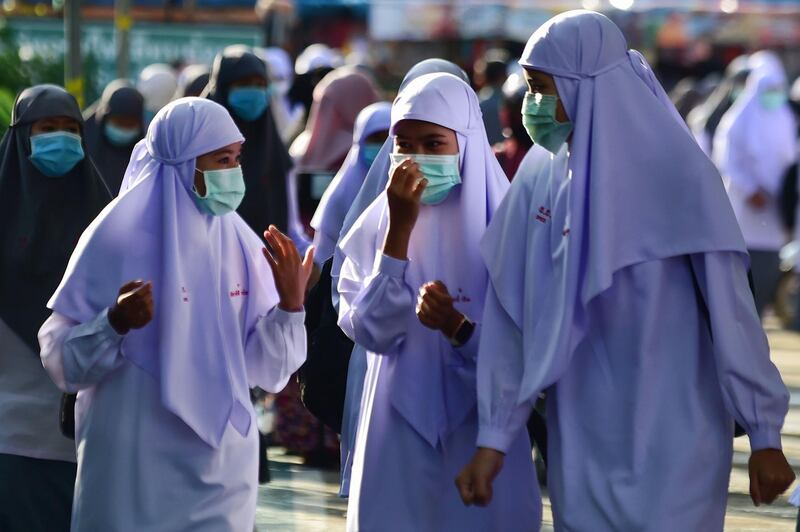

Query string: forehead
37 115 79 123
234 74 267 84
523 68 555 85
393 119 454 138
208 141 243 155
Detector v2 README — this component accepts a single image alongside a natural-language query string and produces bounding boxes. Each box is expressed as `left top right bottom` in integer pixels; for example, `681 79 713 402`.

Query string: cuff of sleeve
378 253 408 279
748 426 783 451
476 426 517 454
454 321 479 359
270 306 307 325
99 308 126 340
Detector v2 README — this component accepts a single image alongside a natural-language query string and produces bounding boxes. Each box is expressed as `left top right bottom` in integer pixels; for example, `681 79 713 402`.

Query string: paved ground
256 323 800 531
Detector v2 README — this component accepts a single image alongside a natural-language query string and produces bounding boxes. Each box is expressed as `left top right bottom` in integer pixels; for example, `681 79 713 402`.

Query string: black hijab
83 79 145 195
288 66 335 117
204 45 290 235
0 85 111 350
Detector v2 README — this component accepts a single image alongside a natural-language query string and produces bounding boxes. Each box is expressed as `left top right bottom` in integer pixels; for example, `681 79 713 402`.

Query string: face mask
521 92 573 155
228 86 269 122
361 143 383 167
105 122 140 147
390 153 461 205
760 90 787 111
192 166 246 216
29 131 85 177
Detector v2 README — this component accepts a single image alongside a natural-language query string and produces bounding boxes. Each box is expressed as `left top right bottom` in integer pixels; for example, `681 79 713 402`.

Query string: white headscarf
339 73 509 447
295 44 341 75
714 51 797 196
483 11 746 405
137 64 179 114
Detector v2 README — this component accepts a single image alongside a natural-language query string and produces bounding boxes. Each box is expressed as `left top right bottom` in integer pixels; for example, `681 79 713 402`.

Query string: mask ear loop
193 166 208 198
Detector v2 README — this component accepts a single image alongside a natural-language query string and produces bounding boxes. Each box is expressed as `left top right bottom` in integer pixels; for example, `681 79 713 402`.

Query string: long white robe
339 254 541 532
39 303 305 532
476 156 789 530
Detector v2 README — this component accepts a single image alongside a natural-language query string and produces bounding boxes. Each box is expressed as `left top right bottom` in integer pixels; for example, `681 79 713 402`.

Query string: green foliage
0 88 14 132
0 21 99 134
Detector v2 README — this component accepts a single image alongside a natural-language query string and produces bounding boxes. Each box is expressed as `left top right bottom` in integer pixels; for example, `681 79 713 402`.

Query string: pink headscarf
291 67 380 174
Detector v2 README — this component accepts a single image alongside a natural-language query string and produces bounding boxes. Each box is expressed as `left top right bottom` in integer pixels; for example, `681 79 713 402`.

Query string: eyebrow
212 148 237 157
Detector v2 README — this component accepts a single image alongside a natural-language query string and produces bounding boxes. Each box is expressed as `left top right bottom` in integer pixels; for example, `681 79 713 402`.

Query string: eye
396 141 411 149
218 156 230 165
426 141 443 150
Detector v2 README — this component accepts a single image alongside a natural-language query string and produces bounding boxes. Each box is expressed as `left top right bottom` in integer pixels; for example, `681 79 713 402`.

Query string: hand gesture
108 280 154 335
416 281 464 338
455 448 506 506
749 448 795 506
263 225 314 312
387 158 426 234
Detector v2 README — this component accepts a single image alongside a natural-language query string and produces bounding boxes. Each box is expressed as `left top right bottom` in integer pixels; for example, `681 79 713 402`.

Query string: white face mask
389 153 462 205
192 166 246 216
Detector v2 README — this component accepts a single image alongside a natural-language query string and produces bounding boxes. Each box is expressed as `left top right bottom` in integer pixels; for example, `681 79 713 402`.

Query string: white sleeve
475 285 535 453
39 309 126 393
337 253 414 354
245 306 307 393
692 252 789 450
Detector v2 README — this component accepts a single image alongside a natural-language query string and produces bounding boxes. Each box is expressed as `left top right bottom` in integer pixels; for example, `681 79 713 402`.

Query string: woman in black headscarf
204 45 291 237
0 84 110 532
83 79 145 195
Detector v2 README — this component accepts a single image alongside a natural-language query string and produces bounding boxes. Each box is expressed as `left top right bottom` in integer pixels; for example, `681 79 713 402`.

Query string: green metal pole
64 0 84 108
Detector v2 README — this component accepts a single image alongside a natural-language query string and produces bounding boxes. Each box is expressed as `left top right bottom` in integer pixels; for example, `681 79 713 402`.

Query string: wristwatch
449 314 476 348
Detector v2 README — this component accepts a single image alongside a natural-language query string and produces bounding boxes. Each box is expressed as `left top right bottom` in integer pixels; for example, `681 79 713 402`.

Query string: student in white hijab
457 11 793 531
714 51 798 317
337 73 539 531
38 97 313 531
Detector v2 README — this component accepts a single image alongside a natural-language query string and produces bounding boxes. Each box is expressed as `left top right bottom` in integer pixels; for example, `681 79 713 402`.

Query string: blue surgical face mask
105 122 141 147
192 166 246 216
361 143 383 167
760 90 787 111
228 86 270 122
29 131 85 177
521 92 573 155
389 153 461 205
